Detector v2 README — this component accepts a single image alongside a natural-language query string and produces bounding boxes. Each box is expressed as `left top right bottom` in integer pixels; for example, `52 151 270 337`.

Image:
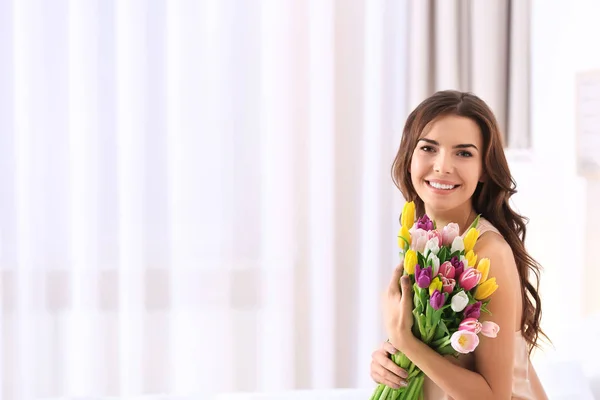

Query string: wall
510 0 600 371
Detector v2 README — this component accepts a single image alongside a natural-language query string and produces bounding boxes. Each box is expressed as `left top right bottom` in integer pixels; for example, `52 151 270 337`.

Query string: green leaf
413 288 421 309
412 310 422 339
419 287 428 310
466 291 475 303
436 343 458 356
481 301 493 316
438 319 450 337
425 324 437 343
468 214 481 231
431 307 444 327
432 322 445 341
417 252 426 269
398 234 410 252
449 250 462 259
439 303 452 312
425 302 432 327
418 314 427 338
437 247 448 263
431 335 451 348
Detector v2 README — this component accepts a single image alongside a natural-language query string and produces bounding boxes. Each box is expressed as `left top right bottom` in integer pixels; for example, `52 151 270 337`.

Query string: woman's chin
420 196 466 214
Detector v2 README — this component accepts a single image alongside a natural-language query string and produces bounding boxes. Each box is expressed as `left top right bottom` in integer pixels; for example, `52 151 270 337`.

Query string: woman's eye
458 151 473 157
420 146 434 152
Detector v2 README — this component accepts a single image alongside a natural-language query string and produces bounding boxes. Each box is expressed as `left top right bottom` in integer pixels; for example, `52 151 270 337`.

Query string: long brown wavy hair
392 90 548 353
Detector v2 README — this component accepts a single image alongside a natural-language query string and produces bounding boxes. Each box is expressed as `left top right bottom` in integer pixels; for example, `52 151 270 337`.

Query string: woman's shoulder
477 217 502 237
473 220 520 298
474 218 513 260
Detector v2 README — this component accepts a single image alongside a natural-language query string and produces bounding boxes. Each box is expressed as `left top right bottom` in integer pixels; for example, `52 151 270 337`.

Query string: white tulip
424 237 440 258
429 254 440 276
451 236 464 253
451 291 469 312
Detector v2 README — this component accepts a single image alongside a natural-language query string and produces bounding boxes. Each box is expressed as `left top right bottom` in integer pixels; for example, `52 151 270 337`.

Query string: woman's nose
433 153 453 174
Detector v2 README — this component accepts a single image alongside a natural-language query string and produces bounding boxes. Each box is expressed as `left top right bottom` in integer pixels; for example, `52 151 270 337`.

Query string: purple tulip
463 302 482 319
430 289 445 310
415 264 432 289
416 214 434 231
451 256 465 278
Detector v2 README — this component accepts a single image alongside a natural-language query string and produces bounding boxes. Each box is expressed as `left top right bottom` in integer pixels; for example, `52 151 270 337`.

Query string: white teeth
428 181 456 190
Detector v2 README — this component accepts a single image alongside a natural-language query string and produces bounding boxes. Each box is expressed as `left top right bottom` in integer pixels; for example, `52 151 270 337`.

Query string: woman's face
409 115 484 214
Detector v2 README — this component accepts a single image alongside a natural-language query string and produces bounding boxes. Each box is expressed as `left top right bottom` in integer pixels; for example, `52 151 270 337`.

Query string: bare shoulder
474 230 513 259
474 232 518 280
473 230 521 328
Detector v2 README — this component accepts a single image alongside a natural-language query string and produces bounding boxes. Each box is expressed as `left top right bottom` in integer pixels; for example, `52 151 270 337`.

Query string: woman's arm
387 234 520 400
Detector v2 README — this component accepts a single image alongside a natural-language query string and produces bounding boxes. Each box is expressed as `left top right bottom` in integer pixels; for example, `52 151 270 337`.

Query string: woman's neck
424 205 476 235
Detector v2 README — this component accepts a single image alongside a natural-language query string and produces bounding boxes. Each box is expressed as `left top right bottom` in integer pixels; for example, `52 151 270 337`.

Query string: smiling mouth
426 180 459 190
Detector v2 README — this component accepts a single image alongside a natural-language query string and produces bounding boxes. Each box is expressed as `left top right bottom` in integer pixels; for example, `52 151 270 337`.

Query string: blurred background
0 0 599 399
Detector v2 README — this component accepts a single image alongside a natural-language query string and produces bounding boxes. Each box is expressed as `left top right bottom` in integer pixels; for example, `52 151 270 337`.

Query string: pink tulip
441 276 456 293
439 261 455 279
450 330 480 354
459 268 481 291
458 317 481 333
427 230 443 249
441 223 460 246
410 228 428 253
481 321 500 338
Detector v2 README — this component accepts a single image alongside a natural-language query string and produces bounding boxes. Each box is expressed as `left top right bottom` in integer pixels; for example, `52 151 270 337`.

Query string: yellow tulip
463 227 480 253
404 249 417 275
474 277 498 300
401 201 415 230
466 250 477 268
429 276 443 296
476 258 490 282
397 225 411 249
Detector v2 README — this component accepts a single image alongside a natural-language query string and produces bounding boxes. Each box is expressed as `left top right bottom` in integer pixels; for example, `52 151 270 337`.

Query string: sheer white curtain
407 0 531 148
0 1 408 399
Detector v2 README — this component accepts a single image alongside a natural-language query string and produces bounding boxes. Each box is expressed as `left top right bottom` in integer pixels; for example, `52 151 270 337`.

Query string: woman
370 91 549 399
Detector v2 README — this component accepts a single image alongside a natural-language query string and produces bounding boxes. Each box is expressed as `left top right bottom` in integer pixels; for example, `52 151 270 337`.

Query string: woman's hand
370 341 409 389
382 263 415 352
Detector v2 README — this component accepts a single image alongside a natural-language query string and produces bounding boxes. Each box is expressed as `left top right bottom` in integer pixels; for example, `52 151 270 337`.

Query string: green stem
369 351 425 400
380 386 391 399
399 371 424 400
370 384 385 400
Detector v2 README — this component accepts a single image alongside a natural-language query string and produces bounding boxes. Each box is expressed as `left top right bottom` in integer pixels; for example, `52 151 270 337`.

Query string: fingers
373 348 409 379
370 352 408 388
383 341 399 356
400 275 413 314
387 264 404 297
370 369 407 389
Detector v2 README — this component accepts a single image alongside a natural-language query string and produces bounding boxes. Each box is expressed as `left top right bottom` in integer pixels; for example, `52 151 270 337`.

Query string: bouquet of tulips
370 201 501 400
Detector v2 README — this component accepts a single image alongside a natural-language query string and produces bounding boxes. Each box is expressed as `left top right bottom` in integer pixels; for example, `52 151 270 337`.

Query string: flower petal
450 330 480 354
481 321 500 338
